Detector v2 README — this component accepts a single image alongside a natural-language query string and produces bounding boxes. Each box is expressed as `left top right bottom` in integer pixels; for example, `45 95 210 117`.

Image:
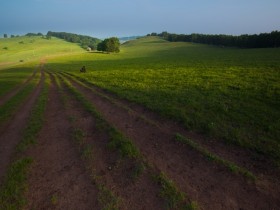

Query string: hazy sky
1 0 279 38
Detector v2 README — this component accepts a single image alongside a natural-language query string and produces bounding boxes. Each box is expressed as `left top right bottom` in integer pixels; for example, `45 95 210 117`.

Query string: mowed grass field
46 36 280 164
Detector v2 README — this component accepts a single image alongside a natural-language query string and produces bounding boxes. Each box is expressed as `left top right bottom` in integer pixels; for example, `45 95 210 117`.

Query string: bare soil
65 74 280 210
55 73 167 210
24 73 100 210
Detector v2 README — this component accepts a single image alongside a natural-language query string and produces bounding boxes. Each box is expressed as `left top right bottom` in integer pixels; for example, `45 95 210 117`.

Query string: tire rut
64 74 280 210
24 73 100 210
56 73 168 210
0 69 44 183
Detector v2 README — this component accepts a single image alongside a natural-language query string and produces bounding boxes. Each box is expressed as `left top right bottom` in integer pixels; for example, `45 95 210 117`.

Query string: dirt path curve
24 73 100 210
0 70 44 183
65 75 280 210
0 67 38 107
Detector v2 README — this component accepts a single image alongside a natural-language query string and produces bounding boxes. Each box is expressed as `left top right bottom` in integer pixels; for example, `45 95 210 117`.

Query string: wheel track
24 72 100 210
0 68 44 183
61 73 280 210
63 73 280 180
55 72 171 210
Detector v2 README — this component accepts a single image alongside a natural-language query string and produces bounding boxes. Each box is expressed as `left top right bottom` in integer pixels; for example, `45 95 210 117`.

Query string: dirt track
1 65 280 209
62 73 280 210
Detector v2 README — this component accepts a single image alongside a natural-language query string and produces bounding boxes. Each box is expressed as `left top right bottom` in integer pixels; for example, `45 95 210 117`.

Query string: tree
4 34 7 38
98 37 120 53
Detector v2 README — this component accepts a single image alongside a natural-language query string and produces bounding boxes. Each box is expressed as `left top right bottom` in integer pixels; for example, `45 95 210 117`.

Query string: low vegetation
0 33 279 209
46 36 280 164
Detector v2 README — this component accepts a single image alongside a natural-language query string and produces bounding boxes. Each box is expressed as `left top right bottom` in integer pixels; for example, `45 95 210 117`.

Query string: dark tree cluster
47 31 101 50
150 31 280 48
97 37 120 53
26 32 43 37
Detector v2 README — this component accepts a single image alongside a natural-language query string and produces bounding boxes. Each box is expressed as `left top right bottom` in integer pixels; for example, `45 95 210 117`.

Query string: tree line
148 31 280 48
47 31 101 50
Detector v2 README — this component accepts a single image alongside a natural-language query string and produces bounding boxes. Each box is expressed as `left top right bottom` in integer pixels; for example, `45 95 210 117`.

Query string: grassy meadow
0 36 84 69
45 36 280 164
1 35 279 164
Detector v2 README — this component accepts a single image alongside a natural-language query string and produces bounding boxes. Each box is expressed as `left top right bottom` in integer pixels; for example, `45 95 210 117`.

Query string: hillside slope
0 36 84 69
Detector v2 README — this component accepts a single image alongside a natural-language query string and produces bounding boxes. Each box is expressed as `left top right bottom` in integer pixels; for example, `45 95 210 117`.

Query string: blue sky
0 0 279 38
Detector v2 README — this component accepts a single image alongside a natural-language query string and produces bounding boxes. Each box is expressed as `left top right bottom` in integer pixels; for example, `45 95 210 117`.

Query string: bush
97 37 120 53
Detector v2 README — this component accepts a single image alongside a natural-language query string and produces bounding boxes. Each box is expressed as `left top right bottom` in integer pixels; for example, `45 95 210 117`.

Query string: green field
0 36 84 69
1 35 280 209
1 35 280 163
45 36 280 163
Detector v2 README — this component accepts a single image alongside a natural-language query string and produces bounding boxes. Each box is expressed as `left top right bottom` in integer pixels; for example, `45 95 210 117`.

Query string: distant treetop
150 31 280 48
25 32 43 37
47 31 101 50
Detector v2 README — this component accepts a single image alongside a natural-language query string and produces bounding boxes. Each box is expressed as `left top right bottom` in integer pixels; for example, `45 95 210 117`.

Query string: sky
0 0 280 39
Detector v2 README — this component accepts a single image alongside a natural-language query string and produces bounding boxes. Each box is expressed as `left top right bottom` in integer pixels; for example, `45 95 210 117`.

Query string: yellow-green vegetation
0 68 40 126
46 36 280 165
0 64 35 97
0 36 84 68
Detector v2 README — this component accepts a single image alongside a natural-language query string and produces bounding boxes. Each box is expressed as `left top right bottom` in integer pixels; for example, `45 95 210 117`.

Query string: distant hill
119 36 143 43
0 36 84 68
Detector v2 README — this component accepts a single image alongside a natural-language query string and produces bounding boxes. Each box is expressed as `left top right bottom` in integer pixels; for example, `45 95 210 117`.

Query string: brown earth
55 73 167 210
0 69 44 183
62 73 280 210
24 73 100 210
24 72 167 210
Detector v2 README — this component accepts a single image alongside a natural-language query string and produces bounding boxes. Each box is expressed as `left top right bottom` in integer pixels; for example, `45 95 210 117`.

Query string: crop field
0 36 280 209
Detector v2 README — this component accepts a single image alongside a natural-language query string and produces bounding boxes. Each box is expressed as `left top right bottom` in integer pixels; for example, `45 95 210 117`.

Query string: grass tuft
0 157 33 210
157 172 198 210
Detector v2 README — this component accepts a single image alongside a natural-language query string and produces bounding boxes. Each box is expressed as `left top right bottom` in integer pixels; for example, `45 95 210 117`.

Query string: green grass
0 158 33 210
46 36 280 164
0 70 40 126
0 36 84 68
156 172 198 210
0 64 35 97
